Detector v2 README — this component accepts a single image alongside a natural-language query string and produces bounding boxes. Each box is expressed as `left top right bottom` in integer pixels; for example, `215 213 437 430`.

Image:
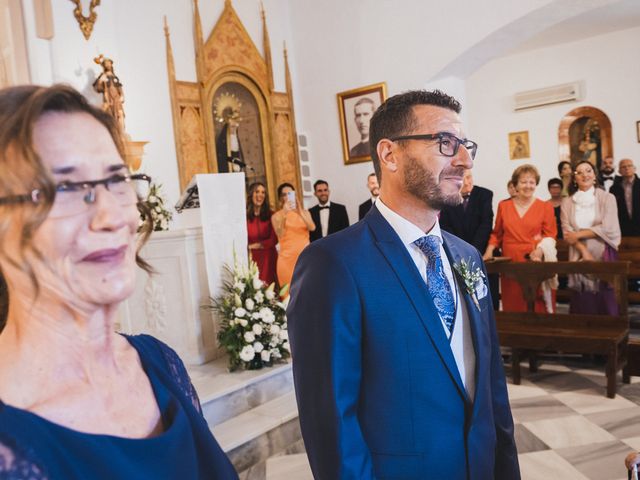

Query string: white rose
253 341 264 353
251 312 261 320
279 330 288 341
270 336 278 347
239 345 255 362
265 284 275 300
270 324 281 335
245 298 255 311
239 319 248 327
244 331 255 343
234 307 246 318
252 323 263 335
283 341 290 352
253 276 263 290
254 291 265 304
259 307 275 324
261 350 271 362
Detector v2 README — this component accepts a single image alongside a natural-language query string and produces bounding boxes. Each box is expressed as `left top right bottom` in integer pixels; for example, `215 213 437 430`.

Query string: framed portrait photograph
508 131 530 160
337 82 387 165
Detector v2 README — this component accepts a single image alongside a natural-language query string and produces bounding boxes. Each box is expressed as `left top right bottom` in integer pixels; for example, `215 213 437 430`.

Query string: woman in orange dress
271 183 315 289
484 164 557 312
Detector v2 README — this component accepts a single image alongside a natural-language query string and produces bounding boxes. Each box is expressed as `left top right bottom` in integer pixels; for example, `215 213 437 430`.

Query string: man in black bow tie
309 180 350 242
598 156 617 191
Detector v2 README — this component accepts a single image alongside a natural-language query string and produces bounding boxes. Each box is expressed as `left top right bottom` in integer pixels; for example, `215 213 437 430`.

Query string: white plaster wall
287 0 555 221
20 0 296 215
466 26 640 212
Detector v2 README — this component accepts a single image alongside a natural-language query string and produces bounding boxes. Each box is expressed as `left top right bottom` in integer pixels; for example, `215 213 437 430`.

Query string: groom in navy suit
288 90 519 479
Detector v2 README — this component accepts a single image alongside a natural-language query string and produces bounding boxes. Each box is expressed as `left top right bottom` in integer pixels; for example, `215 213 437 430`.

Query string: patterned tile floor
507 357 640 480
266 357 640 480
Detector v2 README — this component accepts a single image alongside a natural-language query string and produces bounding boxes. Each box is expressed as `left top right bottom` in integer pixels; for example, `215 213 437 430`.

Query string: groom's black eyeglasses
390 132 478 160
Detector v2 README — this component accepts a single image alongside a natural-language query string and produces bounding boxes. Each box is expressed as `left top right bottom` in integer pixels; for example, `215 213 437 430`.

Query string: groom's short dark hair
369 90 461 183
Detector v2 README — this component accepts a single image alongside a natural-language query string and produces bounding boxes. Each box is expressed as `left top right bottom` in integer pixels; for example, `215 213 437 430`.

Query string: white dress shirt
318 201 330 237
376 199 476 398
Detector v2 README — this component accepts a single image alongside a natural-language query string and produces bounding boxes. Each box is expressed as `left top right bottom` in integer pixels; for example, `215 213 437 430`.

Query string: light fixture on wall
69 0 101 40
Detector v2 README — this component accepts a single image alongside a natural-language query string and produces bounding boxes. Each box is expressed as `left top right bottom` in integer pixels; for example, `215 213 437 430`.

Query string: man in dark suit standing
598 156 617 192
610 158 640 236
439 170 493 253
309 180 350 242
288 90 519 479
358 172 379 220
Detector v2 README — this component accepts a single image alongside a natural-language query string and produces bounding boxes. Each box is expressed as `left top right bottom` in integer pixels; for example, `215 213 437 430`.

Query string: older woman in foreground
0 85 237 479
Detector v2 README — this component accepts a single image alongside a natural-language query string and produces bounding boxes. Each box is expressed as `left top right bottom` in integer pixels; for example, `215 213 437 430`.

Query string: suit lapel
442 233 486 409
366 208 467 398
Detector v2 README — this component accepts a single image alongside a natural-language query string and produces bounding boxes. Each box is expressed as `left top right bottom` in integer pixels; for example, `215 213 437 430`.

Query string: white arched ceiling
433 0 634 81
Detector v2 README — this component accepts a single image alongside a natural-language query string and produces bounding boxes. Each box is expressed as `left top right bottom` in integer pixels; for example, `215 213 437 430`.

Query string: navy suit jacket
610 176 640 236
439 185 494 253
288 206 519 480
359 198 373 221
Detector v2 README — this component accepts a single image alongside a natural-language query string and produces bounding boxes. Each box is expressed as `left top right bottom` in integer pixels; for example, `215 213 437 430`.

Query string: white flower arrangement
209 256 290 371
140 183 173 232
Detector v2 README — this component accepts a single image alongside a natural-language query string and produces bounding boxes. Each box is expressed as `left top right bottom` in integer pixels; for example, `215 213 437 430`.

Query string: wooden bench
619 237 640 304
555 238 640 304
486 261 630 398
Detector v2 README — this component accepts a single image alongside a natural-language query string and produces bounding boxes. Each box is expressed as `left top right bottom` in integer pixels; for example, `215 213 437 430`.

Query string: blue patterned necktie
414 235 456 334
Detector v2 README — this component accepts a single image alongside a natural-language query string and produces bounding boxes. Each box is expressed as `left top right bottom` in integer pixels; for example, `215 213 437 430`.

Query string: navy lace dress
0 334 238 479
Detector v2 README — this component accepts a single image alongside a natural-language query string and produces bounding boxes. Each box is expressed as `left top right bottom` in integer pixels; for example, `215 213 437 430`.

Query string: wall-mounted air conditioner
514 82 582 112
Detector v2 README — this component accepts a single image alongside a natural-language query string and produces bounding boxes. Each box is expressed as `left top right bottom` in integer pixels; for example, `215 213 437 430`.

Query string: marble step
212 391 302 475
266 453 313 480
187 357 294 427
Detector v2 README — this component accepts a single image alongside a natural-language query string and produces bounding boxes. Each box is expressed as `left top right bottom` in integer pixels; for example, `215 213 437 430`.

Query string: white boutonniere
453 258 486 311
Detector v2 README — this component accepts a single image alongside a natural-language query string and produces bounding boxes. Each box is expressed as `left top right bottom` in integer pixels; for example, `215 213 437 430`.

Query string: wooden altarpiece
164 0 301 204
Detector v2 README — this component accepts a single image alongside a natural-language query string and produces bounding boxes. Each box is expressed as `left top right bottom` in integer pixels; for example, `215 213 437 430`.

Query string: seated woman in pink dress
246 182 278 285
561 160 620 315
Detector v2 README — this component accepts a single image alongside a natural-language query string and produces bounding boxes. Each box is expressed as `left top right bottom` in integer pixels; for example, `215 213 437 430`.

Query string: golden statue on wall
93 54 125 131
92 54 147 171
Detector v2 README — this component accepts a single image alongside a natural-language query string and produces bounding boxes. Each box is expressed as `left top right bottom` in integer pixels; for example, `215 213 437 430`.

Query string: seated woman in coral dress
271 183 315 289
484 164 557 312
246 182 278 285
561 160 620 315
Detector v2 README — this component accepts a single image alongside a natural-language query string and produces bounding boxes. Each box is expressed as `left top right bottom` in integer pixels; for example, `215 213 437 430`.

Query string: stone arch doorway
558 106 612 171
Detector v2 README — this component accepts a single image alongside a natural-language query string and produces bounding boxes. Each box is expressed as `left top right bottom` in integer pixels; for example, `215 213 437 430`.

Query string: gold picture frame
636 121 640 143
508 130 530 160
337 82 387 165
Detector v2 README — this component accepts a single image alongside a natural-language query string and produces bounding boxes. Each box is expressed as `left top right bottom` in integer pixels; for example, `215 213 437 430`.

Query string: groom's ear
377 139 399 174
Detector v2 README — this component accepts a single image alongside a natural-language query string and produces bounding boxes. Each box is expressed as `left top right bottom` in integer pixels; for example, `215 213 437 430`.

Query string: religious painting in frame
508 130 530 160
337 82 387 165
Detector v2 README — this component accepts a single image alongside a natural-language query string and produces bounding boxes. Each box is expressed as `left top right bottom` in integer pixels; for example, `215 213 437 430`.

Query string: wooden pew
555 238 640 304
619 237 640 304
486 260 630 398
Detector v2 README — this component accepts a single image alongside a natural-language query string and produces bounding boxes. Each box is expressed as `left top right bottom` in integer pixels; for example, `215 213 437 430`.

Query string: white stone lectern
118 173 248 365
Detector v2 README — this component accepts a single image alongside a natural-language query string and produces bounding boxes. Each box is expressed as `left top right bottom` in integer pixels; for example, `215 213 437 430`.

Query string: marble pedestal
118 228 222 364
